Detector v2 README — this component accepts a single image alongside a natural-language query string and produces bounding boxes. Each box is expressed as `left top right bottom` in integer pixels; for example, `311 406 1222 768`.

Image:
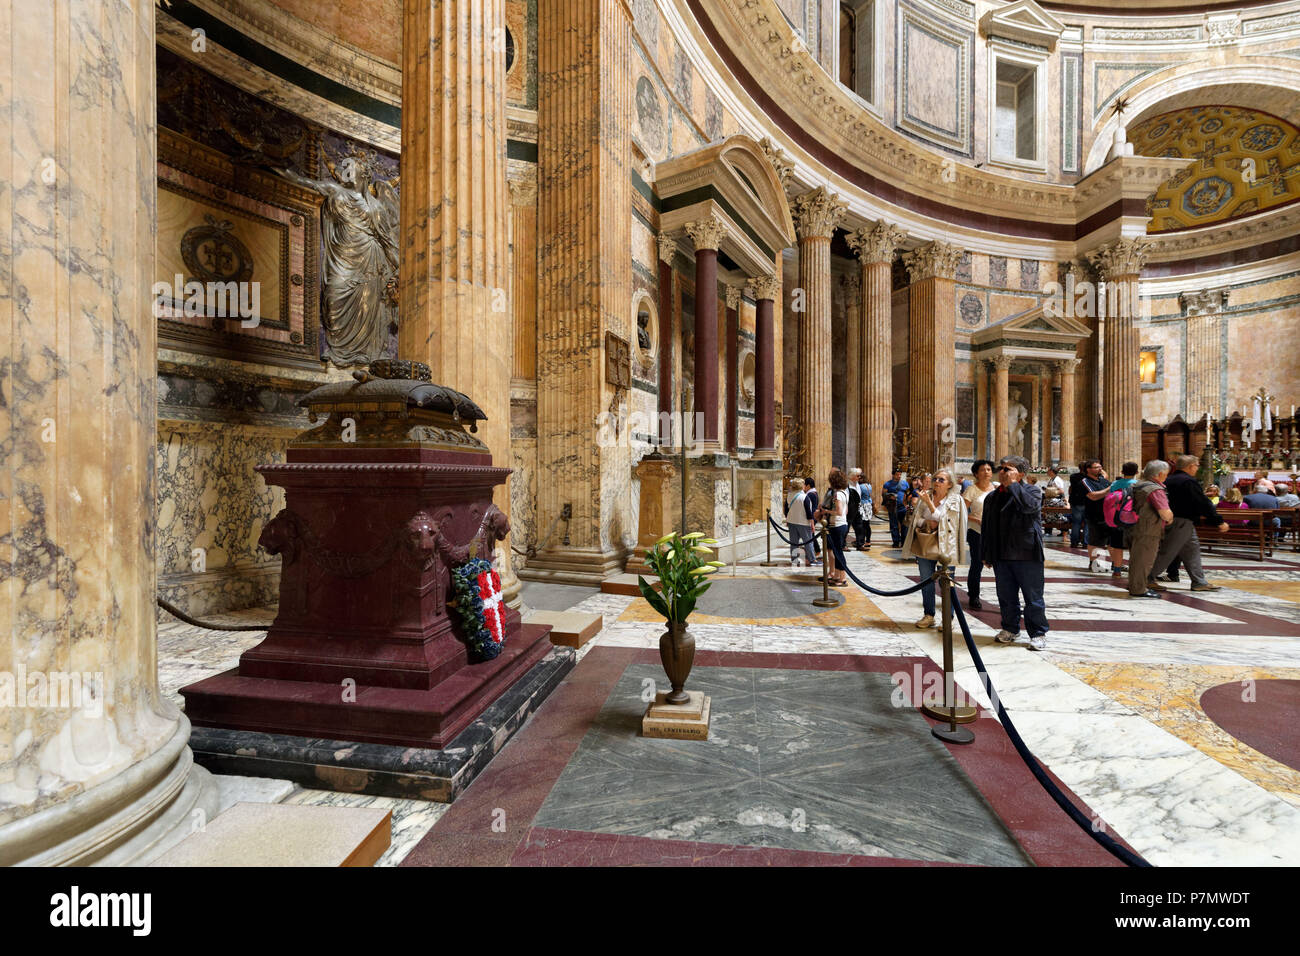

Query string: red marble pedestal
182 364 554 750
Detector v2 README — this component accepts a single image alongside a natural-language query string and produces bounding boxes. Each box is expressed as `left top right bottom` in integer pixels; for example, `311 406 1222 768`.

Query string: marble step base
642 692 711 740
150 803 390 867
525 609 603 648
187 647 576 802
602 573 660 596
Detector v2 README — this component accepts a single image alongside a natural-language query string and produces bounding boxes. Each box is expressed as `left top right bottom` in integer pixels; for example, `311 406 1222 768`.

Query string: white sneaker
1088 558 1102 573
916 615 935 629
1028 635 1047 651
994 629 1020 644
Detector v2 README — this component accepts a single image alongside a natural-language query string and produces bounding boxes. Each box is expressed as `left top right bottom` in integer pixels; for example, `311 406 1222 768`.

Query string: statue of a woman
277 156 399 367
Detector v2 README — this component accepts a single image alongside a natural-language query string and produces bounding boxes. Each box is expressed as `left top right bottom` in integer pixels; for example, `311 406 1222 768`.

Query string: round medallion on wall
181 213 254 284
959 293 983 327
1241 124 1283 151
1182 176 1233 217
634 75 666 159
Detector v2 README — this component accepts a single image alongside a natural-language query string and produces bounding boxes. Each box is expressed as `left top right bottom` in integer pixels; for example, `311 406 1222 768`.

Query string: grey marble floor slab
534 663 1030 865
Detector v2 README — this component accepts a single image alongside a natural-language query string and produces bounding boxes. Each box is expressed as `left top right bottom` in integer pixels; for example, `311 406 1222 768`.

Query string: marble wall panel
1137 322 1184 425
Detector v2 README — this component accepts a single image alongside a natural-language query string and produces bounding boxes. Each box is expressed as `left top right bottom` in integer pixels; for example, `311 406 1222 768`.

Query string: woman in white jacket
901 468 968 628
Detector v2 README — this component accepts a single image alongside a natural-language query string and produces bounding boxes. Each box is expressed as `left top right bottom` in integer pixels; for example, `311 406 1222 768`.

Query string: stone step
524 610 603 649
601 572 660 596
149 803 390 867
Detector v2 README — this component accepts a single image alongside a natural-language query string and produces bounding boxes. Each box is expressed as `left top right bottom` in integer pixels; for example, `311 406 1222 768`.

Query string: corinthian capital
748 274 781 301
903 240 963 283
1086 237 1150 280
846 221 906 265
657 232 678 265
792 186 846 240
1179 287 1230 316
507 175 537 206
725 285 743 311
685 215 727 252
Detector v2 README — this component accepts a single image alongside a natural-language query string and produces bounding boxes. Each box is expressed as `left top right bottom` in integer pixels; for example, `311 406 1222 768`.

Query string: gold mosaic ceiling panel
1128 106 1300 233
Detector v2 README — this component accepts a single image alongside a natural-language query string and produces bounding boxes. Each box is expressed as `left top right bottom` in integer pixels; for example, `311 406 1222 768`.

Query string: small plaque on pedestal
641 690 711 740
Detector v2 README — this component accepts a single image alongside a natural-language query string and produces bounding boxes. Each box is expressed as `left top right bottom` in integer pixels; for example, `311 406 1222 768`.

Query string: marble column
903 241 963 470
725 285 741 454
1088 239 1150 470
527 0 632 582
685 216 726 453
1041 369 1054 465
1057 358 1079 464
509 174 538 381
657 234 677 432
749 274 780 458
974 360 989 460
847 221 906 497
841 273 861 468
1181 288 1230 418
993 356 1012 460
792 187 846 486
399 0 519 599
0 0 218 865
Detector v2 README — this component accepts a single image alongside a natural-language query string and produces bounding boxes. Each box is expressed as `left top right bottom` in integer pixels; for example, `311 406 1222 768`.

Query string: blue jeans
888 504 904 546
917 557 938 616
788 524 815 564
993 559 1049 638
966 529 983 602
1069 504 1088 548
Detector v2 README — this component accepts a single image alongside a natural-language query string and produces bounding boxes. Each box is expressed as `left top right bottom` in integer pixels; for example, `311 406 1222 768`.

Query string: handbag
912 525 942 560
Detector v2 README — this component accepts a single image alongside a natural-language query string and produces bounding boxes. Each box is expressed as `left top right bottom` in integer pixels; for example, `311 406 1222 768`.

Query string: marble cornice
1143 203 1300 263
190 0 400 104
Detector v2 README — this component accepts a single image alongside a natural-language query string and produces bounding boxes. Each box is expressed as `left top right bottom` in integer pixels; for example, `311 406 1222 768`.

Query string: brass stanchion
812 522 838 608
761 508 780 567
922 564 976 742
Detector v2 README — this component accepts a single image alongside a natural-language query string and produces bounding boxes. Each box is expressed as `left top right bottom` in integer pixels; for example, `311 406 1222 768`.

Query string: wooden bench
1198 509 1280 561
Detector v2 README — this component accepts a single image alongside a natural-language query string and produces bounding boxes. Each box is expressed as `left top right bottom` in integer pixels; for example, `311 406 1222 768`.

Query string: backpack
1103 486 1139 528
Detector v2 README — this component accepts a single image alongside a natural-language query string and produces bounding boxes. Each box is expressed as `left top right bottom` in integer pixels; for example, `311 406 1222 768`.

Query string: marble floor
156 530 1300 867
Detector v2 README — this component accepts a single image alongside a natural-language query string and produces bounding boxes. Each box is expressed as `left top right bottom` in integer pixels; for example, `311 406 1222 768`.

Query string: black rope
949 598 1151 868
157 596 272 632
826 533 930 597
767 513 794 544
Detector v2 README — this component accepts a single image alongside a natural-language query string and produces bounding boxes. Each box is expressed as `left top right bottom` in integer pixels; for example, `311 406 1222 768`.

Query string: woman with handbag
902 469 968 628
815 468 852 587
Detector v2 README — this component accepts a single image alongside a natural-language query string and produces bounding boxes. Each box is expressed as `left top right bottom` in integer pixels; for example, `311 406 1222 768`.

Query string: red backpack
1103 486 1139 528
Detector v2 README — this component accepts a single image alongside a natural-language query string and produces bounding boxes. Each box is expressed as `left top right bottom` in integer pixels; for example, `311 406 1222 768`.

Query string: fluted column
903 241 962 470
0 0 218 865
750 274 780 458
841 273 861 467
509 175 538 381
1041 369 1053 465
1089 239 1149 470
975 359 989 459
847 221 906 496
993 356 1012 460
793 187 845 485
525 0 632 582
685 217 726 453
1057 358 1079 464
657 234 677 430
1181 288 1230 418
400 0 518 596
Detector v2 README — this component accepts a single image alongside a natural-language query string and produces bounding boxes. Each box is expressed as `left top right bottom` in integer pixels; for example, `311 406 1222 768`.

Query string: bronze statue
278 156 399 367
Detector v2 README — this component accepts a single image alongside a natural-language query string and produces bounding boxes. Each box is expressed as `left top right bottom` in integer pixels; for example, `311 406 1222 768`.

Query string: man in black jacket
981 455 1050 651
1149 454 1228 592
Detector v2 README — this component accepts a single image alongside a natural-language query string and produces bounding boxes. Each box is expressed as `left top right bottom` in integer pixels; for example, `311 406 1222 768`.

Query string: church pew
1198 509 1277 561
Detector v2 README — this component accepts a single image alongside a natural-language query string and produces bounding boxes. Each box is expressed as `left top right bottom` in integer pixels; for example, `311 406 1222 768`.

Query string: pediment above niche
971 305 1091 351
979 1 1065 51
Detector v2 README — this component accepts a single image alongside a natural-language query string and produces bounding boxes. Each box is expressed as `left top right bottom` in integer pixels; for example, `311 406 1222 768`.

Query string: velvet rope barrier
825 532 930 597
766 512 794 544
948 598 1151 867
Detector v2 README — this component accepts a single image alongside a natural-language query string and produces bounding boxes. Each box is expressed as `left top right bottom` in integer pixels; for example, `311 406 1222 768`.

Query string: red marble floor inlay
402 647 1129 867
1200 679 1300 772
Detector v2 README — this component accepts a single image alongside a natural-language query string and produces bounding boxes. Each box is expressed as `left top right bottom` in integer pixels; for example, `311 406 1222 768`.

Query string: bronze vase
659 620 695 704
